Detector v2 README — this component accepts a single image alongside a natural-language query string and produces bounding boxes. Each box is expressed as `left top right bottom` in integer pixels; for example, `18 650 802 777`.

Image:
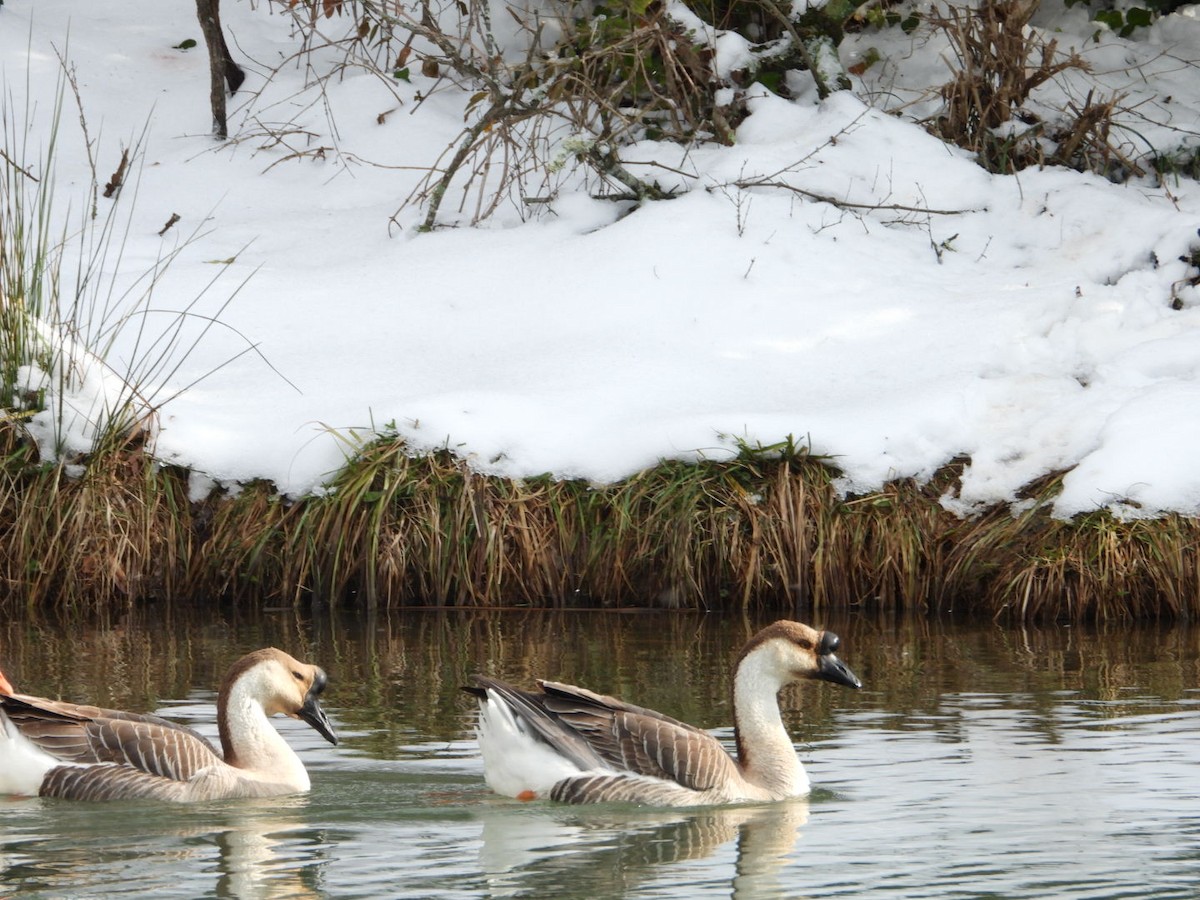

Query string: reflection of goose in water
213 801 329 900
466 621 861 806
0 793 329 899
477 798 811 898
0 649 338 801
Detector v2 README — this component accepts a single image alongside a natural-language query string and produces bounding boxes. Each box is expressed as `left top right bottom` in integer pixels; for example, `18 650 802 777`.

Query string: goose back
1 693 222 778
535 680 743 793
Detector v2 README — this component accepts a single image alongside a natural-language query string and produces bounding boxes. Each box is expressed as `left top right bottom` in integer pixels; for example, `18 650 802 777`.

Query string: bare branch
729 177 978 216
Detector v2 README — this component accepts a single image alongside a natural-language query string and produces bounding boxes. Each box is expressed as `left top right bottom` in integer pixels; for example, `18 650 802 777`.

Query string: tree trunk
195 0 238 139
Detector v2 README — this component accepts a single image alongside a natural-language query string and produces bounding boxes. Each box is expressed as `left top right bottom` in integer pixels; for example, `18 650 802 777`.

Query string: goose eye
293 671 304 681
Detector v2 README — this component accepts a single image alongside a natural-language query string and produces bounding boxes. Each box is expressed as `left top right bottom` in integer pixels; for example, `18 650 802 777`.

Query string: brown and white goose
464 620 861 807
0 647 338 802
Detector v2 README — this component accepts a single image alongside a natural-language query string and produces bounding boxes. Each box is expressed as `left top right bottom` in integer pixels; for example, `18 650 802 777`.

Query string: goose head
739 621 862 692
812 629 862 689
219 648 339 748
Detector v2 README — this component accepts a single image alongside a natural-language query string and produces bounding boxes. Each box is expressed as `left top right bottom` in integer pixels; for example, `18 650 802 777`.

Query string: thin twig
0 148 38 181
54 46 98 217
732 178 977 215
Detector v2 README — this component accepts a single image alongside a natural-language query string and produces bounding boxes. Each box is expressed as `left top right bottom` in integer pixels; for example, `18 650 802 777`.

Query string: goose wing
38 763 194 802
1 694 223 781
536 680 741 792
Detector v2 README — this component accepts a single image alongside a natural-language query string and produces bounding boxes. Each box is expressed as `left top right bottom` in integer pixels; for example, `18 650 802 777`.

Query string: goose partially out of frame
464 620 861 806
0 647 338 802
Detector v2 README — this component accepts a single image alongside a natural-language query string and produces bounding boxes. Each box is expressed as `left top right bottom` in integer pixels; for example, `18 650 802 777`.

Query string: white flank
476 693 594 799
0 710 77 796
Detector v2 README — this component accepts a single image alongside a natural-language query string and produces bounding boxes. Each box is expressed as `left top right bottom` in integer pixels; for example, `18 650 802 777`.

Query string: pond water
0 608 1198 899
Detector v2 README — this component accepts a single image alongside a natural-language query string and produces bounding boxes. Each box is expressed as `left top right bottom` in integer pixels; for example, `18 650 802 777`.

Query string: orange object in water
516 790 537 802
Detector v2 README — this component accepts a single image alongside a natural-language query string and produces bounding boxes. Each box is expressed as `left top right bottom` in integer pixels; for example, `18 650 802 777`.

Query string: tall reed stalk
0 73 63 423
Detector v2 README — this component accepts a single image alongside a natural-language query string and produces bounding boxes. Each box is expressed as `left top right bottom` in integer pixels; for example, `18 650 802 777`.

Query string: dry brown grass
934 0 1079 142
929 0 1116 174
1 420 1198 621
0 426 192 610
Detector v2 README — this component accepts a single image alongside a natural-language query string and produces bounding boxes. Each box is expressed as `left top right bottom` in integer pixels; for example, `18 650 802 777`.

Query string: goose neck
218 678 305 785
732 652 805 796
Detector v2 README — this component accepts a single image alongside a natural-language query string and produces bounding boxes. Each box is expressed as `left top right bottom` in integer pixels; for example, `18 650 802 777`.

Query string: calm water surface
0 609 1197 899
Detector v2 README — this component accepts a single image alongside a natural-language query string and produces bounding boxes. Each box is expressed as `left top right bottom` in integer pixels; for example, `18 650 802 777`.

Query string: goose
463 620 861 807
0 647 338 802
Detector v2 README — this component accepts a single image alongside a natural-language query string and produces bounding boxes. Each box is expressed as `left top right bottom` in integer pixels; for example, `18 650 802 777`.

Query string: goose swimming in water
464 620 861 806
0 647 338 802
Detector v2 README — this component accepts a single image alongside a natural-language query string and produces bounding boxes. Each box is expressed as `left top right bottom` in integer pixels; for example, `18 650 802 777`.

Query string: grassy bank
1 421 1196 620
1 89 1193 622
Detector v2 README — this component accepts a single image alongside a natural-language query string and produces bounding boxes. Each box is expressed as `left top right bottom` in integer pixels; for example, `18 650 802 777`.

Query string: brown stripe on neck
217 648 281 765
731 621 820 769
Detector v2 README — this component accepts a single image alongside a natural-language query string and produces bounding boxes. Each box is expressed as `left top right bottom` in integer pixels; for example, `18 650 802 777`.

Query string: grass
1 419 1198 621
0 63 285 615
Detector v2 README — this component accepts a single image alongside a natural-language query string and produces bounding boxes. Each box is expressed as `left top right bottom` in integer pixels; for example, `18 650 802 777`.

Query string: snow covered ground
3 0 1200 519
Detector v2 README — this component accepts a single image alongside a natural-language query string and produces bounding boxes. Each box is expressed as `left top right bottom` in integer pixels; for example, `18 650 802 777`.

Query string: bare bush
1050 89 1143 178
930 0 1089 168
392 0 729 229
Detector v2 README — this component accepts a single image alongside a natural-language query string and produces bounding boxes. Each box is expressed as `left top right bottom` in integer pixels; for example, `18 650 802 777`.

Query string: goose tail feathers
466 676 603 800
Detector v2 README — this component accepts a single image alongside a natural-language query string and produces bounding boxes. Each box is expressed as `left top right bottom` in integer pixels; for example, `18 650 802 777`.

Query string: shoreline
3 422 1194 620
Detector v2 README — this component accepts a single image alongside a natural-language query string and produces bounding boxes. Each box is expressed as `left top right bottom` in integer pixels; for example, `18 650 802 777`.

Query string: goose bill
816 653 862 689
298 696 339 745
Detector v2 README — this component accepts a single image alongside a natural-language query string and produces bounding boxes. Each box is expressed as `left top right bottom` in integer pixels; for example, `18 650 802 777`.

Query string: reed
0 65 273 615
2 417 1198 621
0 430 188 611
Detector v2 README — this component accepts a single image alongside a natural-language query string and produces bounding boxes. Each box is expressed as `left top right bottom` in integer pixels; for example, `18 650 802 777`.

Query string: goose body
464 620 861 807
0 647 338 802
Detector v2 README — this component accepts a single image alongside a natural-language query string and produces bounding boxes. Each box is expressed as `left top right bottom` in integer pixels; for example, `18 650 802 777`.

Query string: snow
3 0 1200 519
